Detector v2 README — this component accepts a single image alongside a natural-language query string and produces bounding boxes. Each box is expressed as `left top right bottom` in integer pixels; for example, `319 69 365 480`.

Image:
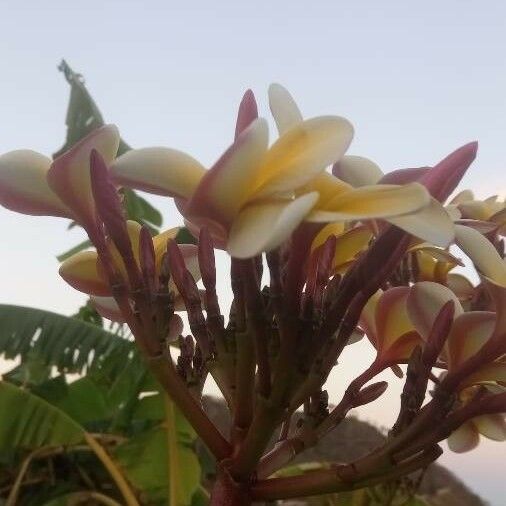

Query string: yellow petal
0 150 70 217
332 155 383 187
153 227 181 272
450 189 474 204
375 287 415 351
360 290 382 348
59 250 110 296
387 198 455 247
407 281 463 340
333 226 373 271
447 422 480 453
268 83 303 134
251 116 354 199
298 172 352 209
185 118 269 228
227 192 319 258
111 147 206 199
107 220 143 279
308 183 430 222
311 222 346 250
455 225 506 287
48 125 120 229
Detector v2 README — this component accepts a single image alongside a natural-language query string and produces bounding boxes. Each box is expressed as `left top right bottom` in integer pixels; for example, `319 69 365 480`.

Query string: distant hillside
202 397 485 505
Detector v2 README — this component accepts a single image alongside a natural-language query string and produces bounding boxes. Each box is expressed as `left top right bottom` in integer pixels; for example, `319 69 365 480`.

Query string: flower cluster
1 84 505 503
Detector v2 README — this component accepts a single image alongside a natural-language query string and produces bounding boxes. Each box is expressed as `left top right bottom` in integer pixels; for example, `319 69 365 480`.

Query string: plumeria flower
407 276 506 453
59 220 199 323
447 385 506 453
451 190 506 235
268 84 452 247
359 286 423 367
0 125 120 234
111 85 433 258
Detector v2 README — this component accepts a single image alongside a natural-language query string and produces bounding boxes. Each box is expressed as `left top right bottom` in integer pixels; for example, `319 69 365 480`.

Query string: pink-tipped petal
185 118 269 236
48 125 120 229
235 89 258 139
0 150 71 218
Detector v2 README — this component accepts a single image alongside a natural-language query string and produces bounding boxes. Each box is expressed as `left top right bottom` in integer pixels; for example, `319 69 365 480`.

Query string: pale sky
1 1 505 503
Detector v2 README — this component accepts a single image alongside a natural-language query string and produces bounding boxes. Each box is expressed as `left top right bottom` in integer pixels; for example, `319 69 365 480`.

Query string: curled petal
91 296 125 323
227 192 319 258
268 83 303 134
387 198 455 247
59 250 109 296
447 422 480 453
308 183 430 222
252 116 354 198
408 244 463 266
447 273 475 303
186 118 269 233
0 150 70 217
111 147 206 199
375 287 414 351
360 290 382 348
407 282 463 340
455 225 506 287
47 125 120 230
332 155 383 187
447 311 496 370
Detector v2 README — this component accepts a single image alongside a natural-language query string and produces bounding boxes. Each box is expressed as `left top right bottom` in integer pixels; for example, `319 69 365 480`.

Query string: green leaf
0 381 85 454
114 400 201 506
0 304 133 376
36 376 111 427
176 227 197 245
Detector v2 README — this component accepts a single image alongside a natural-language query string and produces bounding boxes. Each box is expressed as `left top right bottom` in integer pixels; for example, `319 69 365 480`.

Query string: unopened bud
351 381 389 408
